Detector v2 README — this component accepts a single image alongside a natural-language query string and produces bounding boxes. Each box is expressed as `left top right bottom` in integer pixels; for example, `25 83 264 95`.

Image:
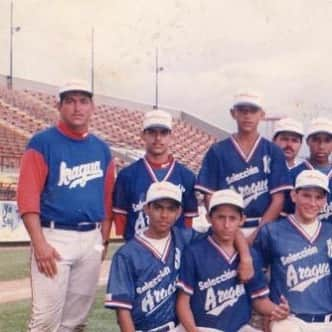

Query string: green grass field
0 247 30 281
0 243 121 282
0 243 122 331
0 287 120 332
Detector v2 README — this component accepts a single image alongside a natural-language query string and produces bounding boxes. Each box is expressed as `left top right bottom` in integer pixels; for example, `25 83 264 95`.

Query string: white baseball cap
233 92 263 110
145 181 182 204
58 80 93 100
295 170 330 193
273 118 304 139
307 118 332 138
208 189 244 213
143 110 172 131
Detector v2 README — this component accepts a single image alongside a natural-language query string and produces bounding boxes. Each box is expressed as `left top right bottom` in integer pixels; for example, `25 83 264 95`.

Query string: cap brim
233 102 262 109
145 196 181 205
59 90 93 98
296 185 330 194
144 124 172 130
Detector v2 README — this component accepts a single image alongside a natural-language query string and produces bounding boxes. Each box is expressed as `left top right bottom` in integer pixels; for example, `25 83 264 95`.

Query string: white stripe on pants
28 227 103 332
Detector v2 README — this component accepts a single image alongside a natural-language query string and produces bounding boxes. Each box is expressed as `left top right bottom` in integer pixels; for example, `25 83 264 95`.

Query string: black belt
295 313 332 323
41 220 101 232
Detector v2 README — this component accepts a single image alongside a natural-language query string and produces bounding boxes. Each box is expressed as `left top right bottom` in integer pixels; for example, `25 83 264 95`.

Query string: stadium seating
0 84 217 175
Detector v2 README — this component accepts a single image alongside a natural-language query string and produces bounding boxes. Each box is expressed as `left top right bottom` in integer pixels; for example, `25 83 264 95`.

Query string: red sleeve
104 159 116 220
114 213 127 236
17 149 48 216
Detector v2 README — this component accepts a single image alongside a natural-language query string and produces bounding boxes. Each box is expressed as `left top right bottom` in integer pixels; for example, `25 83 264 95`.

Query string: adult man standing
17 81 115 331
254 170 332 332
272 117 304 215
112 109 198 241
272 117 304 169
196 92 291 238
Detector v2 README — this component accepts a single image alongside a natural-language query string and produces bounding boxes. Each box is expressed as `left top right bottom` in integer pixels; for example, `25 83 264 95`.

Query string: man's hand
270 295 289 321
33 240 61 278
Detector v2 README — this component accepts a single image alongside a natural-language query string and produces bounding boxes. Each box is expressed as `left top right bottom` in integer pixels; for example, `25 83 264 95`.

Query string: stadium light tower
8 1 21 89
153 47 164 109
91 27 94 94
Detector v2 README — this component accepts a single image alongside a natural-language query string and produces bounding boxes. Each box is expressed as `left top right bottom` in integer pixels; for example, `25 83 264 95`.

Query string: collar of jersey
288 214 321 244
57 121 89 140
144 155 174 169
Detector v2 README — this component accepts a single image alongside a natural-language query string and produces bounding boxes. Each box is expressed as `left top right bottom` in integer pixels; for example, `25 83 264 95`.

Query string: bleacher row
0 84 217 175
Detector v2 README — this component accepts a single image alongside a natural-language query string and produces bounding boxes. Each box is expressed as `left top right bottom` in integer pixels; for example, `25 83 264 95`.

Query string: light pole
153 47 164 109
8 1 20 89
91 27 94 94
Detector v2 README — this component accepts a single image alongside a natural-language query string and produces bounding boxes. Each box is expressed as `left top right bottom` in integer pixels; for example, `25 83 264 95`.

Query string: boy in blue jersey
282 118 332 221
254 170 332 332
105 181 197 332
113 109 198 241
176 189 289 332
196 92 291 240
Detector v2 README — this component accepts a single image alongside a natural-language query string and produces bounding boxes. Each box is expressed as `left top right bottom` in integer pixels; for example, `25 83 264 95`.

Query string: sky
0 0 332 131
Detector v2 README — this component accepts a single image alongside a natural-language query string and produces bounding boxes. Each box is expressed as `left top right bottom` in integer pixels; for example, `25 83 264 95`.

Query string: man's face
208 204 244 244
231 105 265 134
58 92 94 132
144 199 181 237
291 187 327 223
142 128 171 157
274 132 302 164
306 133 332 165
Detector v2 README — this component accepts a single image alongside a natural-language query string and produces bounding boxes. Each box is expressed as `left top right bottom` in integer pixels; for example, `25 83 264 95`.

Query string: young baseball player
17 81 115 331
196 92 291 239
176 189 289 332
283 118 332 221
105 181 199 332
254 170 332 332
113 109 198 241
272 117 304 215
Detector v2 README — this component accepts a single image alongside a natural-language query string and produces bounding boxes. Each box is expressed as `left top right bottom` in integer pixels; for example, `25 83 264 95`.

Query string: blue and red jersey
17 122 115 224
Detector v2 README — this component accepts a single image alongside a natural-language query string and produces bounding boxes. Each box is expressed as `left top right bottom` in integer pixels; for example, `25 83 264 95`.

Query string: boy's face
208 204 244 243
291 187 327 223
231 105 265 134
144 199 181 237
142 128 171 157
273 132 302 163
306 133 332 165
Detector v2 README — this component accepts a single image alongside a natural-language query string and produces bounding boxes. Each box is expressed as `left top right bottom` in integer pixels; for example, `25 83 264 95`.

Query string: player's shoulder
205 137 232 156
117 158 143 177
88 132 110 148
113 237 141 258
27 126 58 148
260 216 288 234
171 227 205 247
174 160 196 177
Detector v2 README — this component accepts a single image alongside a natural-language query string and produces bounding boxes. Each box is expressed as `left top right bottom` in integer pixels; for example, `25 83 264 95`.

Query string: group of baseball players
16 83 332 332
